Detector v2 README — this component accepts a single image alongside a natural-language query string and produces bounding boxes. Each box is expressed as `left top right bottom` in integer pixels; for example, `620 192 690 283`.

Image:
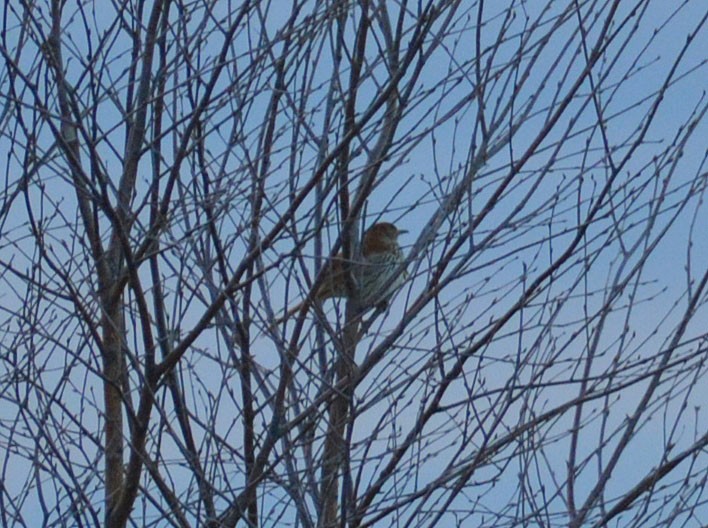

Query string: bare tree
1 1 707 527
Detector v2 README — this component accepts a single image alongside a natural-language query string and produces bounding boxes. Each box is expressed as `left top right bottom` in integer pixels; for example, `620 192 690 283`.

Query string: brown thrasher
274 222 407 324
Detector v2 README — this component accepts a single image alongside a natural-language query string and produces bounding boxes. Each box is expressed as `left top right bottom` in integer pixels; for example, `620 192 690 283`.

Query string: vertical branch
242 50 289 528
320 3 371 526
44 0 127 520
102 0 167 524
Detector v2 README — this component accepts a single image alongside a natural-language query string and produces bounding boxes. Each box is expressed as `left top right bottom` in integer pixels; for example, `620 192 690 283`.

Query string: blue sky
1 1 707 526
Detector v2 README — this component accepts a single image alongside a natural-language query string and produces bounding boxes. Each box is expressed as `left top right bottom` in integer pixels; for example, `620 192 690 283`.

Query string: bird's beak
398 229 409 234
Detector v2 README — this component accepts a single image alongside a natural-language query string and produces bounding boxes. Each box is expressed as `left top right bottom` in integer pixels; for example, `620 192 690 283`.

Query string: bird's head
363 222 407 254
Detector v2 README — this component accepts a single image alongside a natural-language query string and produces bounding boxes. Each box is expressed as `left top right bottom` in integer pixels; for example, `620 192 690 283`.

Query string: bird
273 222 408 325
